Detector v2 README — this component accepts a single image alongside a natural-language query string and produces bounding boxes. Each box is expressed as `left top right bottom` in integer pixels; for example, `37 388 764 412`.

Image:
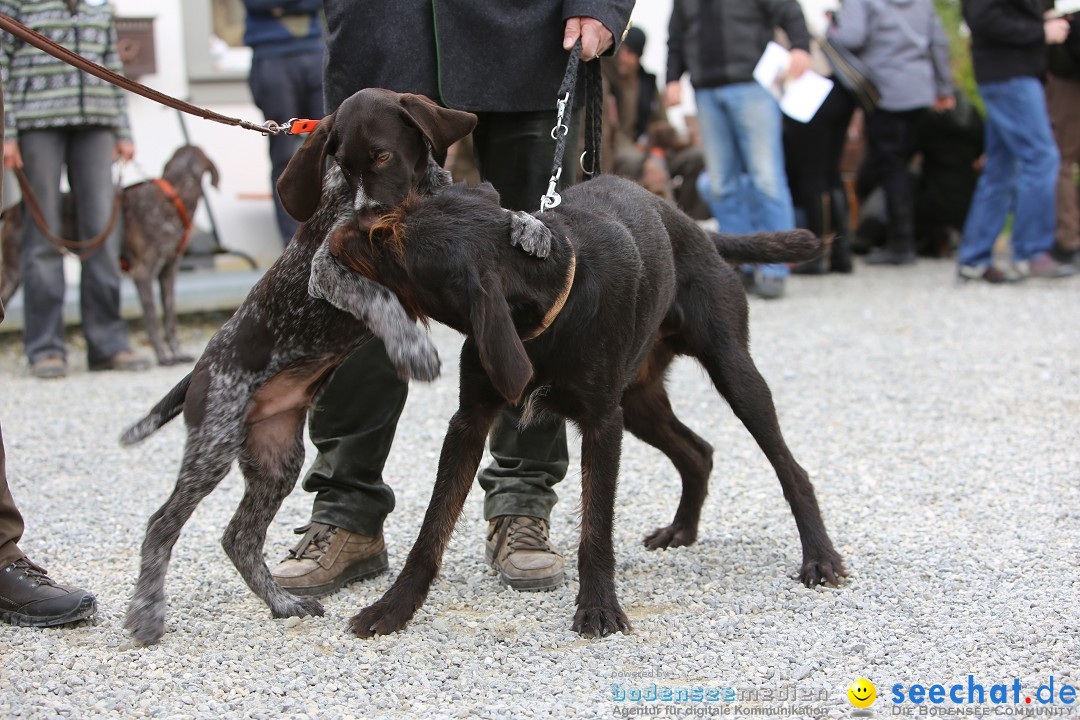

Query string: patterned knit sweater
0 0 131 140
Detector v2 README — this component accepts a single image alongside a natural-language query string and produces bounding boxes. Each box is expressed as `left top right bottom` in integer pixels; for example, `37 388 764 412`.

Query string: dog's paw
509 211 553 258
270 595 325 619
389 333 441 382
124 597 166 645
798 552 847 587
348 599 417 638
572 604 631 638
643 523 697 550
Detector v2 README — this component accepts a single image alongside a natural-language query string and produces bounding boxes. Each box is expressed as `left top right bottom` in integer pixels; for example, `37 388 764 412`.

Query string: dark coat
322 0 635 113
666 0 810 88
961 0 1048 84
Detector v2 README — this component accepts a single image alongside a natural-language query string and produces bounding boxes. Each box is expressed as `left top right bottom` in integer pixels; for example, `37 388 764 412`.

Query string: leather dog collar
522 236 576 341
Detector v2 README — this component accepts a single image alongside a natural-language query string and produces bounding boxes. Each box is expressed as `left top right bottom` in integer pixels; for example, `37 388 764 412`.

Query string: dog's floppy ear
398 93 477 159
467 269 532 404
197 148 220 189
277 111 338 222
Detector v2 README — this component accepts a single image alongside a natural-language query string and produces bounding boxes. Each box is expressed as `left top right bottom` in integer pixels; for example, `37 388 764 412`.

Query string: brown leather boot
486 515 565 591
0 557 96 627
271 522 388 597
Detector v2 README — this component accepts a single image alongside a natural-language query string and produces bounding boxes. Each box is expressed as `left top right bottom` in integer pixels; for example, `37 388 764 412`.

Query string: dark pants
305 109 579 537
0 423 26 568
856 108 925 255
248 50 325 245
19 128 132 365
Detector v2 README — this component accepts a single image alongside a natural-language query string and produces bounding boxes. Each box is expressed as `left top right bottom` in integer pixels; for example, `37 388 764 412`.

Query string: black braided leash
540 40 604 212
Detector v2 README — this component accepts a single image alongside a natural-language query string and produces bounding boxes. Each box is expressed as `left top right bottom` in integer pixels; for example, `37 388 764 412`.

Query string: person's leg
989 77 1060 265
17 130 68 368
861 109 921 264
1047 73 1080 260
470 109 575 589
249 53 305 244
694 86 751 233
67 128 136 365
958 81 1018 274
0 422 26 568
272 337 404 595
724 82 794 288
0 421 97 627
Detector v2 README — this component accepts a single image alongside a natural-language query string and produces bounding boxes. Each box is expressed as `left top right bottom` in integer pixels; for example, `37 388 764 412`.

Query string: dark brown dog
0 145 218 365
329 176 845 638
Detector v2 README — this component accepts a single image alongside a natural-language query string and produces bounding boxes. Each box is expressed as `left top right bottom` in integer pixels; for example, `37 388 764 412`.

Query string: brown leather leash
14 166 123 261
0 11 317 137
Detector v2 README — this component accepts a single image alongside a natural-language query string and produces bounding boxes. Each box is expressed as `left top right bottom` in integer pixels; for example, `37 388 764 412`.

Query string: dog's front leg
574 409 632 637
351 357 503 637
308 241 440 381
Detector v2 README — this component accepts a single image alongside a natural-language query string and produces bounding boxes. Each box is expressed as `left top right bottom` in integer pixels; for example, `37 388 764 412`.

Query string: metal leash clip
261 117 320 136
550 92 571 139
540 167 563 212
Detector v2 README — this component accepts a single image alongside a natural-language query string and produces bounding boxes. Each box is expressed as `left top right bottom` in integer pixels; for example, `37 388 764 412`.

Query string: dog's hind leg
223 408 324 619
125 428 240 644
574 408 632 637
622 351 714 550
694 338 845 587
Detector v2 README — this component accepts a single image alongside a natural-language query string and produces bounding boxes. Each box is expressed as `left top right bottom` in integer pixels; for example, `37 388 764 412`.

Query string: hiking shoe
0 557 96 627
89 349 151 372
1014 252 1078 279
271 523 388 597
30 356 66 379
486 515 565 591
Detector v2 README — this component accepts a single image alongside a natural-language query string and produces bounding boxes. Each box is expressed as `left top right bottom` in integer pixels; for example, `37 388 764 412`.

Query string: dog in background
0 145 219 365
326 176 845 638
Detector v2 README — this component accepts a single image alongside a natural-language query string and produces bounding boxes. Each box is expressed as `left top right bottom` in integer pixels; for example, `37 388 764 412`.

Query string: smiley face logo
848 678 876 708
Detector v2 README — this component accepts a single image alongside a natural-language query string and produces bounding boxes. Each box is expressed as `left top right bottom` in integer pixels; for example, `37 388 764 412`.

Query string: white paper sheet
752 41 834 124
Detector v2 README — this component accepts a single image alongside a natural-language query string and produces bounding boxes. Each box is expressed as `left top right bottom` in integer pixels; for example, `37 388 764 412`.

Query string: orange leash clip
284 118 319 135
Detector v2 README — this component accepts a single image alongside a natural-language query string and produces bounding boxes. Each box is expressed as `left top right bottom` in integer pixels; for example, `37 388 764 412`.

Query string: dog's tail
120 373 191 446
709 229 823 264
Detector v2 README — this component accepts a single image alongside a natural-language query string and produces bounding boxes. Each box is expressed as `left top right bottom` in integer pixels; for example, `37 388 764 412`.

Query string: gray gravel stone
1 262 1078 719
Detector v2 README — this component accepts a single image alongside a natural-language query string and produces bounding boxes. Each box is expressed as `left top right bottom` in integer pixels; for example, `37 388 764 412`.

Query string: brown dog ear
397 93 478 159
467 269 532 404
198 149 220 189
276 111 338 222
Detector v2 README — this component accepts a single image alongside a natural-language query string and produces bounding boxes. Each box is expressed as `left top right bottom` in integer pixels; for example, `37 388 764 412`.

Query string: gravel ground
0 259 1077 720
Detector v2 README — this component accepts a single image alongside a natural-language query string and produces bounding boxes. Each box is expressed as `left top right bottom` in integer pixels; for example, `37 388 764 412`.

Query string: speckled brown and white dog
117 90 554 645
0 145 219 365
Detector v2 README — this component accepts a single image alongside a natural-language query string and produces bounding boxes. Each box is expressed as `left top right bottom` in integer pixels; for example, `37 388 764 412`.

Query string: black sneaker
0 558 97 627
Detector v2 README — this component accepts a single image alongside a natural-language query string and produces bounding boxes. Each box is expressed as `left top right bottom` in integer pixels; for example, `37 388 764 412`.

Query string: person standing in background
830 0 955 267
0 0 149 379
666 0 811 299
242 0 324 245
957 0 1077 282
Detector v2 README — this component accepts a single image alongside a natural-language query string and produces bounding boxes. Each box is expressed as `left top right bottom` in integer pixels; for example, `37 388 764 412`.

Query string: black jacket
322 0 635 113
962 0 1049 84
666 0 810 88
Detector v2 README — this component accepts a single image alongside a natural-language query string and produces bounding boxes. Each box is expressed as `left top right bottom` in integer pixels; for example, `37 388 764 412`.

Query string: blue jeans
695 82 795 279
959 76 1060 267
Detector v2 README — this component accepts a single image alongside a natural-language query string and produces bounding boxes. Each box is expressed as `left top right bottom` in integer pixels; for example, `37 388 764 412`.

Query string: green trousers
304 108 579 537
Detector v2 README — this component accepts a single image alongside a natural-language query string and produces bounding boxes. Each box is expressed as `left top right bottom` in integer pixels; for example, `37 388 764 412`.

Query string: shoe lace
287 522 335 561
490 515 553 554
10 557 57 588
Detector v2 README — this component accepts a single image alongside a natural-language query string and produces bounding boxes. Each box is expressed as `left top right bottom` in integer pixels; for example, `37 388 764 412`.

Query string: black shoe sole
278 551 389 598
0 594 96 628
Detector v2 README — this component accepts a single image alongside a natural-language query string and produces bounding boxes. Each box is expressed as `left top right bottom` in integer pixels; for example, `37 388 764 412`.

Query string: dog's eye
374 151 392 166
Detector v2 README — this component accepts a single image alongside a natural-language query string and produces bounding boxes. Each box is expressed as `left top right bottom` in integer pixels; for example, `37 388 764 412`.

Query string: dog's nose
355 208 382 233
